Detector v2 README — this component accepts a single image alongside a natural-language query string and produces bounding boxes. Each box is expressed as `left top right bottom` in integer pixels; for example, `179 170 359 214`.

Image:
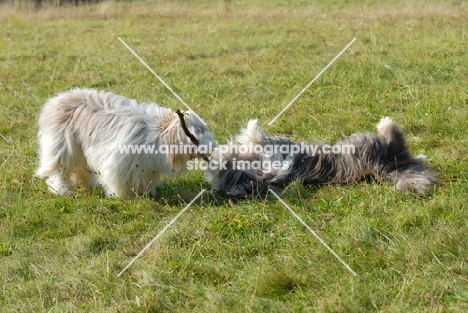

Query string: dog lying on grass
205 117 436 199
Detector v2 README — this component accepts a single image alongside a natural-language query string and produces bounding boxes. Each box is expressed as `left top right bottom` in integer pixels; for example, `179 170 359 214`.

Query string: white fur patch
376 116 396 143
236 119 266 145
376 116 394 133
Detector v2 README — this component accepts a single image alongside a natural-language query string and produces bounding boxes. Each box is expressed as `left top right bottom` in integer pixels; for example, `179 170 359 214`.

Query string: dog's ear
187 110 208 128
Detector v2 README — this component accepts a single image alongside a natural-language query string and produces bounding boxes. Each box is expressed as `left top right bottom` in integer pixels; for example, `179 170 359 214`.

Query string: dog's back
36 88 169 196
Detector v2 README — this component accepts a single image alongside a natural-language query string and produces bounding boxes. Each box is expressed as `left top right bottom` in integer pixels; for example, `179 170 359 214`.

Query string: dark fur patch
207 118 436 198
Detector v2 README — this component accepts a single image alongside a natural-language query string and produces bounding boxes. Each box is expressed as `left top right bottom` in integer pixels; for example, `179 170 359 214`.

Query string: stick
176 109 199 145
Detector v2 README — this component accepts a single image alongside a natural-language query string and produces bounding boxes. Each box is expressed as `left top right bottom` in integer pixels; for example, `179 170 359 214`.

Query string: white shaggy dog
36 88 215 197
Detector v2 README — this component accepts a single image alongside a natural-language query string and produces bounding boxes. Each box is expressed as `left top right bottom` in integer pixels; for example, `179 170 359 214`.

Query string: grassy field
1 0 467 311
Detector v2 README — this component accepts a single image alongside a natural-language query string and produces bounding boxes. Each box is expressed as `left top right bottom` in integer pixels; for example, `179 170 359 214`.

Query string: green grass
1 0 468 311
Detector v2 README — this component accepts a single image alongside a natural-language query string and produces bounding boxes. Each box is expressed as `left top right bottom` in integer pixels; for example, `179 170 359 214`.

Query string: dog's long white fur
36 88 215 197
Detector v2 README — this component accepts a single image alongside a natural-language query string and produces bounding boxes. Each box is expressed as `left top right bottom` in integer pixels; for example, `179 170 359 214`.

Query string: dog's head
163 110 216 172
204 119 262 186
184 110 217 151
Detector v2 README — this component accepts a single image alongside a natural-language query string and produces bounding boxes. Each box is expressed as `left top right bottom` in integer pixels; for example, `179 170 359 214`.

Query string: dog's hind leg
36 142 76 195
376 116 408 146
376 116 396 143
36 126 81 195
376 117 436 196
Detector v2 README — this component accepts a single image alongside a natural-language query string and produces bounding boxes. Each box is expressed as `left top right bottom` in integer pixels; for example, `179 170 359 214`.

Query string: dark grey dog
206 117 435 199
